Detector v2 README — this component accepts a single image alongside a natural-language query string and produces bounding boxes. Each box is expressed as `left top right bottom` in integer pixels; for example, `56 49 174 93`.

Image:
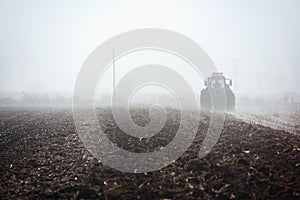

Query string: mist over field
0 1 300 199
0 0 299 108
1 0 299 136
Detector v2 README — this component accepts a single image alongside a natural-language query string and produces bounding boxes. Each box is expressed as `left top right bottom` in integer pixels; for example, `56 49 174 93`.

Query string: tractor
200 72 235 112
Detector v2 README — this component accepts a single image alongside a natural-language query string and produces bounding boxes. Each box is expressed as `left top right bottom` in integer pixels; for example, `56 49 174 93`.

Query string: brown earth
0 107 299 199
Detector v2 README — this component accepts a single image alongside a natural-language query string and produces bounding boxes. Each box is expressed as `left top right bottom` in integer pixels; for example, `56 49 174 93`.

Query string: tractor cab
205 72 232 90
201 72 235 112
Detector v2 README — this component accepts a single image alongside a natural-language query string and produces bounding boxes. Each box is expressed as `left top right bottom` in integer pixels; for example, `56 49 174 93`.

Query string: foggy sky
0 0 299 98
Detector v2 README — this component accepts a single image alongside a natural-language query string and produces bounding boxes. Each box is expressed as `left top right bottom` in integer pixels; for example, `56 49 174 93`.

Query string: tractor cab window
210 79 225 89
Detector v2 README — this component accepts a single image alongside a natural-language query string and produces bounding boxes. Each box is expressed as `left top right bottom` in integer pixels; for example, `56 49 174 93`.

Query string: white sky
0 0 299 97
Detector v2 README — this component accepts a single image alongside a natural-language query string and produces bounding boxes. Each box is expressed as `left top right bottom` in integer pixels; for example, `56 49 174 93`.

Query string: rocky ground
0 107 299 199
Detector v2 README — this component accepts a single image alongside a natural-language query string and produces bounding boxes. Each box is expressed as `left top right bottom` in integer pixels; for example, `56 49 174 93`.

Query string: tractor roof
212 72 223 77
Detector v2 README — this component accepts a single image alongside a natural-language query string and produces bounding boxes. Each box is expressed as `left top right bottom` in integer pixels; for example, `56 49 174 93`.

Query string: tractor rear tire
200 89 211 111
226 94 235 112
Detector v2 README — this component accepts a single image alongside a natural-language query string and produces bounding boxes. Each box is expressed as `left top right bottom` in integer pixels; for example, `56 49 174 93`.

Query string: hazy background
0 0 299 105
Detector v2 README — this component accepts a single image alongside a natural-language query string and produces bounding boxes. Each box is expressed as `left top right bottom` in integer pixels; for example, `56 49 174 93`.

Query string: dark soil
0 107 299 199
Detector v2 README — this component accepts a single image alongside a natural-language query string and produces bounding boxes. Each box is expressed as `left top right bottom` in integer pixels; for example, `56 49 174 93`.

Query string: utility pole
37 70 40 96
112 47 116 97
232 59 239 93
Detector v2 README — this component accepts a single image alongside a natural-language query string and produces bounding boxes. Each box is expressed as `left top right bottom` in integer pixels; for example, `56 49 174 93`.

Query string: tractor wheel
226 94 235 112
200 89 211 111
